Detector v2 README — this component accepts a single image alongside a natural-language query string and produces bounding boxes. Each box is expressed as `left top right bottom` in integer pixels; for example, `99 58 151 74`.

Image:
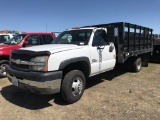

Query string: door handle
97 46 105 49
92 59 97 62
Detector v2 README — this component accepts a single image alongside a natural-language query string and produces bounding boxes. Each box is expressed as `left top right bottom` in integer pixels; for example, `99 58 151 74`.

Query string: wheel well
125 53 151 65
62 61 90 79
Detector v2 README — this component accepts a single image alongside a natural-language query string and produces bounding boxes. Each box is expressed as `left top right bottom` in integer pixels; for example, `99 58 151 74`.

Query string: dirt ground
0 63 160 120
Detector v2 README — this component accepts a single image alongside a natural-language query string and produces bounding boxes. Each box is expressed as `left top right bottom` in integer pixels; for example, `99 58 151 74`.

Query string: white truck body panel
20 28 116 75
0 33 14 43
47 46 91 71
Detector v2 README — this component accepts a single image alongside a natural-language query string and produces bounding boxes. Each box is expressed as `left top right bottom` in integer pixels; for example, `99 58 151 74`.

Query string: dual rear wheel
127 57 142 72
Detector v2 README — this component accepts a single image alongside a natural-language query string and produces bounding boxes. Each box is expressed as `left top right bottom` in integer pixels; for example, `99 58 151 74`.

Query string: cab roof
67 27 96 31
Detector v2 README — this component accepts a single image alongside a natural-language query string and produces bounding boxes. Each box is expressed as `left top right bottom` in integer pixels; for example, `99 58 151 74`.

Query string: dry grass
0 63 160 120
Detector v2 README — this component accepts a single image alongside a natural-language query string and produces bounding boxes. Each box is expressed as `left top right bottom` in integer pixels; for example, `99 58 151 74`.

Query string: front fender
58 57 91 75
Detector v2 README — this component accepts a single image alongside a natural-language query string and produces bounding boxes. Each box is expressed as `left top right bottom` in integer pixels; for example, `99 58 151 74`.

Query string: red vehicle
0 32 56 77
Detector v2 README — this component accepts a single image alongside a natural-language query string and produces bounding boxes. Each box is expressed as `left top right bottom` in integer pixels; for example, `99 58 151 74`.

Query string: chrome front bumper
6 65 62 94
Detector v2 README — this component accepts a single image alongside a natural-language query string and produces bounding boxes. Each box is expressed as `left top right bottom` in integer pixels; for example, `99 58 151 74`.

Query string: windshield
4 34 26 45
52 29 92 45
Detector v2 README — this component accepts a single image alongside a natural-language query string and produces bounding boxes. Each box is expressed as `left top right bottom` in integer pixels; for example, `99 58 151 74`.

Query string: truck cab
54 27 116 75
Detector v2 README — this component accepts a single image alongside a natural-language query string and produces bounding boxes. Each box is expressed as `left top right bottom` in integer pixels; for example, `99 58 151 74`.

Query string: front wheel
61 70 86 103
0 60 9 77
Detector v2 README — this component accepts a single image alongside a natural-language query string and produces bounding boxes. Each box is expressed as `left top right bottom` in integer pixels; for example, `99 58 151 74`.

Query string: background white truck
0 33 14 43
6 22 153 103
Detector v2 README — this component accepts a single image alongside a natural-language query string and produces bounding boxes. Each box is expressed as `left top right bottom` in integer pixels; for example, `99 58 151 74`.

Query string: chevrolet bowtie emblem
15 59 21 64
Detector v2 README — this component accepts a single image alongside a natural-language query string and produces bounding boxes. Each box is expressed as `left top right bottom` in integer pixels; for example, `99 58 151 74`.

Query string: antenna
46 22 47 32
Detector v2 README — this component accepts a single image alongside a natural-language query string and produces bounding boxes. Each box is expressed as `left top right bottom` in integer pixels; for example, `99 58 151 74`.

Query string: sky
0 0 160 33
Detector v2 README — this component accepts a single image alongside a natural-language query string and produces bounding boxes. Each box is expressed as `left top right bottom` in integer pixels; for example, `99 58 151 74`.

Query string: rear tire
0 60 9 77
61 70 85 103
127 57 142 72
132 57 142 72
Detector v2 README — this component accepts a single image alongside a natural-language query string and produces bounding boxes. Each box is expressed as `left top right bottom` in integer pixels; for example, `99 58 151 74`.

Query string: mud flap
141 53 151 67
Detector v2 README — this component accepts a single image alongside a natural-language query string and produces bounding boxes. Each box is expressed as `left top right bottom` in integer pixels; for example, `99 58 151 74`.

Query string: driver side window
92 30 107 46
59 34 72 43
26 35 40 45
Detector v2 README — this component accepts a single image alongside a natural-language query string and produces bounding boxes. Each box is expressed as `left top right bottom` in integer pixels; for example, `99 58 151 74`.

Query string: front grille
11 53 32 71
11 62 29 71
11 53 31 61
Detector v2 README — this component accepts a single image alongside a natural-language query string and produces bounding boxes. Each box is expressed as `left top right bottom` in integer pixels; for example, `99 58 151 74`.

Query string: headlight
30 56 49 71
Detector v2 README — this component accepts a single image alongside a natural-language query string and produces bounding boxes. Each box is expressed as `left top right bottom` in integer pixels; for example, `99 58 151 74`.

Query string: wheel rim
137 59 141 70
0 64 7 76
72 77 83 96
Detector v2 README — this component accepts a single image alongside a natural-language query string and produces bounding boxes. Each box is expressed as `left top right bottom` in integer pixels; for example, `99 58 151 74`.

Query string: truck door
90 29 116 75
25 35 41 46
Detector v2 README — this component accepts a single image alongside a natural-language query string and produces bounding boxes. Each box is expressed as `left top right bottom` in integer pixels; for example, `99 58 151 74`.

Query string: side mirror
22 41 28 47
107 27 115 43
109 44 114 52
23 41 28 45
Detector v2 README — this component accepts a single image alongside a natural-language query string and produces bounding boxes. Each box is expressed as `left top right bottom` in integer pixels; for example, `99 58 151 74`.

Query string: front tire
61 70 85 103
0 60 9 77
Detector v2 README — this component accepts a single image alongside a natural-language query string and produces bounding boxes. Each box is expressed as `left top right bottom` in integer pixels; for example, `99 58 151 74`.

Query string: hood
0 44 18 50
20 44 86 54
